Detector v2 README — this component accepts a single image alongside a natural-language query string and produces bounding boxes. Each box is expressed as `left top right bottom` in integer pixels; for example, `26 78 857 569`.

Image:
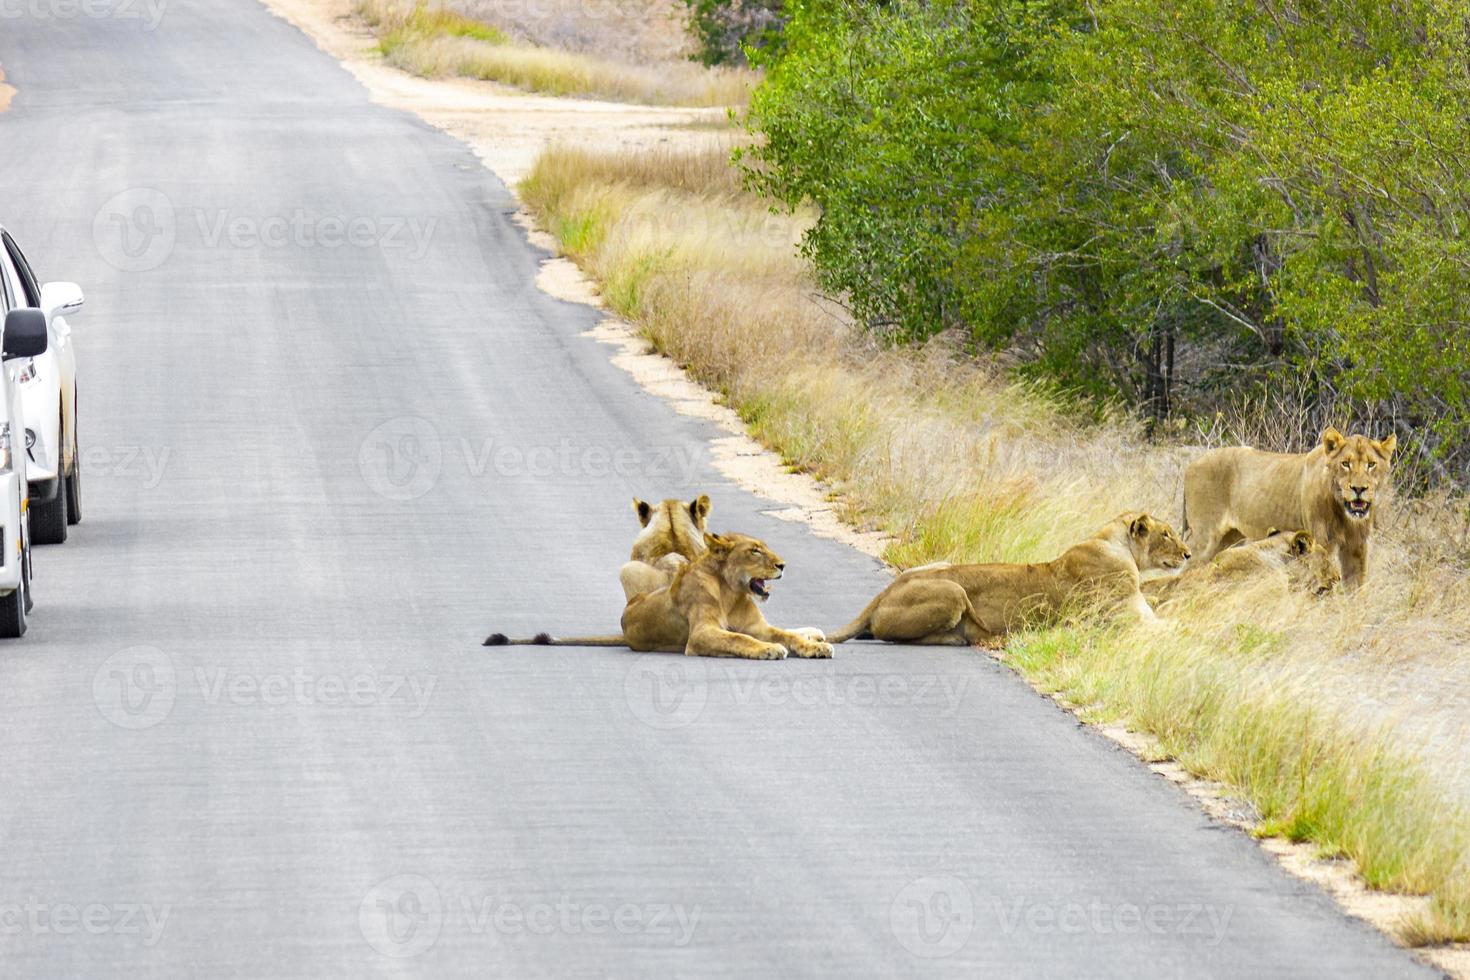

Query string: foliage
684 0 786 66
746 0 1470 484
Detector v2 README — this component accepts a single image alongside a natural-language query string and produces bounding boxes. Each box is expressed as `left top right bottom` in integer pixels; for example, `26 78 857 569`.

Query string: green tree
748 0 1470 482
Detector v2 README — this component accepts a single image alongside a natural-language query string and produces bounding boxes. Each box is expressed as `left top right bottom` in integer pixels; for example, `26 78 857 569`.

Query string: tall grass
355 0 756 107
521 141 1470 944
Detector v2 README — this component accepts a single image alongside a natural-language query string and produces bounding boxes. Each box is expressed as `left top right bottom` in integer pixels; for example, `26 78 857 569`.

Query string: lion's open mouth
1344 499 1372 519
749 578 771 599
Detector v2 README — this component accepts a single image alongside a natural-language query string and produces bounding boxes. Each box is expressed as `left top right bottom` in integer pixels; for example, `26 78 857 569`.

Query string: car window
1 234 40 307
0 247 21 313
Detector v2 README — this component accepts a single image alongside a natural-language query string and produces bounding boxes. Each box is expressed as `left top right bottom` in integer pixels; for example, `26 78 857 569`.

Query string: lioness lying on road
1183 427 1396 589
485 532 833 660
829 513 1189 646
619 495 711 601
1143 528 1340 606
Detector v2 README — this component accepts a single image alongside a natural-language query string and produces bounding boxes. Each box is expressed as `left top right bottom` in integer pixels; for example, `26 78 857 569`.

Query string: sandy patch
258 0 1468 970
258 0 729 187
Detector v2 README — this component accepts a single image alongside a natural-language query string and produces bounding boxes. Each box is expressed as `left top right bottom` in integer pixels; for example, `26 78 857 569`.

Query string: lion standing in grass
1183 428 1396 589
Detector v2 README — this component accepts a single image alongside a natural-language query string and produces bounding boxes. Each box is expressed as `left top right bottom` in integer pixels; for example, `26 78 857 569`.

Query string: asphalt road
0 2 1439 976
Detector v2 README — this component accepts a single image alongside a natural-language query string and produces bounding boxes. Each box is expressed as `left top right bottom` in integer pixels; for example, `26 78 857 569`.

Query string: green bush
747 0 1470 483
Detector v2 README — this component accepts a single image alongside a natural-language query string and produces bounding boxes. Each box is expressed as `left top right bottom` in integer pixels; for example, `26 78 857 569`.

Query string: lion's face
1321 428 1396 522
1269 530 1342 595
1128 514 1191 571
705 532 786 602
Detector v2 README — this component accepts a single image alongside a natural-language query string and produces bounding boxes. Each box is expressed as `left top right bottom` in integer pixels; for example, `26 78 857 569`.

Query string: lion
1182 427 1396 589
1143 528 1340 606
619 495 711 601
485 532 833 660
828 513 1190 646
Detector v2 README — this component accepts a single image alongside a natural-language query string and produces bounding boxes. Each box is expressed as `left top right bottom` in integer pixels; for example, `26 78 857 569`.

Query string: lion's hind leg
869 579 989 645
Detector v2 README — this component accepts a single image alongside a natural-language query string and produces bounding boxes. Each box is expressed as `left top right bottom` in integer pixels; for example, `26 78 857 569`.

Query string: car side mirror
40 280 85 321
3 309 48 359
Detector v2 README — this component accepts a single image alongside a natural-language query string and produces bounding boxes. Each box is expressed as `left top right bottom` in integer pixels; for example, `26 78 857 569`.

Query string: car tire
30 469 68 545
66 402 80 526
65 457 80 525
0 553 28 639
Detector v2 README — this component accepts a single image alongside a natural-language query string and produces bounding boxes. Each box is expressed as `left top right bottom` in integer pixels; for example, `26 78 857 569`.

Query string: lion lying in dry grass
1144 528 1340 606
829 513 1189 646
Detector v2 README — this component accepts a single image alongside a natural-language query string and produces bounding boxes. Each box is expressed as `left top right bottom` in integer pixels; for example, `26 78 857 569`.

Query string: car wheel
30 468 68 545
0 550 27 639
66 404 80 525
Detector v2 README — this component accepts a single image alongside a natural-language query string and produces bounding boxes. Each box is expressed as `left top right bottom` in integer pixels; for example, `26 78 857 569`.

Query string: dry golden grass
522 140 1470 943
450 0 694 64
355 0 756 107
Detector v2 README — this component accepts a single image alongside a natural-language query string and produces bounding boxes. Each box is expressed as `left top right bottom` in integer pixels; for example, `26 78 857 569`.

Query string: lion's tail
828 593 885 644
482 633 627 647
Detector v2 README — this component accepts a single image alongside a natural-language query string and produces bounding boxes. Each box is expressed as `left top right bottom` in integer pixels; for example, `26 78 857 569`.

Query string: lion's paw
754 643 789 660
793 626 827 641
790 639 834 659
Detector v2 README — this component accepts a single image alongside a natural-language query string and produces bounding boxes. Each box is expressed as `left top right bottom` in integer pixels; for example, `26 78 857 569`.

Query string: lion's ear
1265 527 1281 537
1291 531 1313 556
690 494 711 526
1375 433 1397 460
703 532 731 554
1129 515 1151 539
634 498 654 527
1321 427 1345 454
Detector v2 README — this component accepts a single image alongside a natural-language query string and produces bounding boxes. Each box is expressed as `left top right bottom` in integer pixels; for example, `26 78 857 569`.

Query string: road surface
0 1 1437 976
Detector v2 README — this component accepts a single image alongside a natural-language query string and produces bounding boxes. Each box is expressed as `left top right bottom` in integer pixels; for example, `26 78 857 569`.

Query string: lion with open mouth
1182 427 1396 590
486 532 832 660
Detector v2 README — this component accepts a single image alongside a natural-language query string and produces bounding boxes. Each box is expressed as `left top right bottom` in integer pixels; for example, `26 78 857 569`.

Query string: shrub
746 0 1470 485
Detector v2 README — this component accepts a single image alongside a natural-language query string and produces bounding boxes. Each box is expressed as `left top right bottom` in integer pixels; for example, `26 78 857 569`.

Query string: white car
0 302 48 636
0 228 81 544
